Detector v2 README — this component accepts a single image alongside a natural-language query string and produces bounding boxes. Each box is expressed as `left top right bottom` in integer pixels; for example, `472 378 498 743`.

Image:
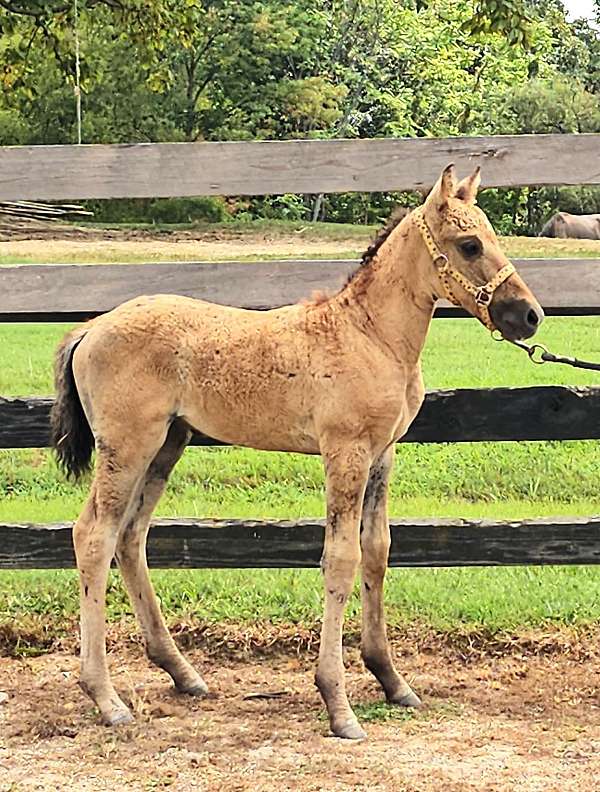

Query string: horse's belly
182 397 320 455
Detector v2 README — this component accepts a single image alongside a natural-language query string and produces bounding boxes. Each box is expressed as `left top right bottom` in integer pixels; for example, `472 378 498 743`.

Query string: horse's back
540 212 600 239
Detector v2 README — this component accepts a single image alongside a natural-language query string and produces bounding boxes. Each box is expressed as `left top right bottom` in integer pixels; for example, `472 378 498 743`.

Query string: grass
1 232 600 644
3 316 600 397
3 564 600 643
2 317 600 524
79 217 376 241
0 250 365 267
2 316 600 639
343 700 462 724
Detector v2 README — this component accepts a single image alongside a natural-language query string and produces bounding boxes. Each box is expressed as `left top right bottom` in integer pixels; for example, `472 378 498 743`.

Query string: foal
51 165 542 739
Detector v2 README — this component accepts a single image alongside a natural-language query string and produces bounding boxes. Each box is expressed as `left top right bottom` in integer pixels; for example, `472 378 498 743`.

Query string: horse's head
416 164 543 340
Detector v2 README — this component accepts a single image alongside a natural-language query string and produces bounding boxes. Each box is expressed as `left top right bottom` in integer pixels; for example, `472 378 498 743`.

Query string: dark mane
309 206 412 304
360 206 410 269
336 206 411 296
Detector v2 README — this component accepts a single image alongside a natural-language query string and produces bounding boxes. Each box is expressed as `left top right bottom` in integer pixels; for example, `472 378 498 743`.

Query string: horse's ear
455 167 481 203
425 163 456 212
439 163 457 201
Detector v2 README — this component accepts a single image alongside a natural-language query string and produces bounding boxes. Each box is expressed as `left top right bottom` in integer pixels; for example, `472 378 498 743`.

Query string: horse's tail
50 328 94 480
539 215 556 237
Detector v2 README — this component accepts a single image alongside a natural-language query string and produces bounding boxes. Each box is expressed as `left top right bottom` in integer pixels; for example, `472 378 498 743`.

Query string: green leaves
464 0 533 47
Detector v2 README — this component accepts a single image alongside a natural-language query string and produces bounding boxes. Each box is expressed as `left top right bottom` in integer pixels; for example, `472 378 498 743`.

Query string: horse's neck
340 222 435 367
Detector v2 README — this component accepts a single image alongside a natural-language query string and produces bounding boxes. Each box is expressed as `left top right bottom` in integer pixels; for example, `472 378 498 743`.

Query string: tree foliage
0 0 599 232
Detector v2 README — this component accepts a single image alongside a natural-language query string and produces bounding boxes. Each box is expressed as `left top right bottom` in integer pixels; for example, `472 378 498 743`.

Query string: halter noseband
411 207 515 332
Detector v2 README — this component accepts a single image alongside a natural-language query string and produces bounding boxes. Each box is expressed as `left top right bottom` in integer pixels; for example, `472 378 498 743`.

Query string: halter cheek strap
411 207 515 332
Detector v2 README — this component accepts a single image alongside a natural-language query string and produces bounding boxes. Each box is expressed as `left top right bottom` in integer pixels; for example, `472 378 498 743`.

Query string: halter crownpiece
411 207 515 332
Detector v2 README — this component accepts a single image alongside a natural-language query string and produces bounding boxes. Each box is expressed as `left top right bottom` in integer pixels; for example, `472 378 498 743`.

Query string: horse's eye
459 239 482 258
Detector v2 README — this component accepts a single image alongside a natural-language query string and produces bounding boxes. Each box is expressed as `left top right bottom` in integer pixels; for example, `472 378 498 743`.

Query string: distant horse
50 164 542 740
539 211 600 239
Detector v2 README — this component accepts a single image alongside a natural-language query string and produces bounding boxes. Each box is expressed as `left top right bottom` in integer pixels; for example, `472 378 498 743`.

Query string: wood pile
0 200 93 221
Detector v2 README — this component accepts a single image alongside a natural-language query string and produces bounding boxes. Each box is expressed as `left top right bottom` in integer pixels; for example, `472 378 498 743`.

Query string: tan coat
51 165 542 739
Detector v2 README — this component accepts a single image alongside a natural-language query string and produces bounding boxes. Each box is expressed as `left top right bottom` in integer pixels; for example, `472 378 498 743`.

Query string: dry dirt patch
1 636 599 792
0 224 366 264
2 224 600 265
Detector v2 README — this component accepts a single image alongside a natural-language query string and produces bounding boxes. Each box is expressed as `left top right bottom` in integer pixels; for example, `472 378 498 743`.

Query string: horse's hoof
178 680 209 697
332 719 367 740
103 709 134 727
389 690 422 708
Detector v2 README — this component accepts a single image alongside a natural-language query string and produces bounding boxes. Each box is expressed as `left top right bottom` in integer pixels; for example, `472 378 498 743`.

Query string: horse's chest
381 374 425 443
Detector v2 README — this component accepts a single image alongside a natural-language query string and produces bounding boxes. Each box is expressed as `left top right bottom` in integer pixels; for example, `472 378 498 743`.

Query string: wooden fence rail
3 386 600 449
2 517 600 570
2 258 600 322
1 134 599 200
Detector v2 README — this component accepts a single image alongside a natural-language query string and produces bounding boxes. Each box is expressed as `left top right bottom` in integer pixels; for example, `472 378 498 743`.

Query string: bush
147 197 229 224
83 196 229 224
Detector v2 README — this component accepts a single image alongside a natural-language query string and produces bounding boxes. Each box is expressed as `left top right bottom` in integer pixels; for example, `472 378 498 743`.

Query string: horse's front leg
316 439 372 740
360 446 421 706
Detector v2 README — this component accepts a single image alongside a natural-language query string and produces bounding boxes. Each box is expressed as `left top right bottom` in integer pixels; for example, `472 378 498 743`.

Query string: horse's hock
1 132 600 568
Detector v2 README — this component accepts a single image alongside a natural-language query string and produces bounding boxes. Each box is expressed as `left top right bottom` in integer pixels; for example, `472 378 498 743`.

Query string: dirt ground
0 222 366 263
1 631 599 792
2 222 600 265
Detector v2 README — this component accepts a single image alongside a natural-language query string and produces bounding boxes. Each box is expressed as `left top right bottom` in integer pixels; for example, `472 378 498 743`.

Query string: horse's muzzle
489 298 544 341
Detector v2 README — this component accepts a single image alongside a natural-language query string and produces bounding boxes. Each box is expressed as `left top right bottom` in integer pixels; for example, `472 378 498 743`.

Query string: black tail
50 331 94 479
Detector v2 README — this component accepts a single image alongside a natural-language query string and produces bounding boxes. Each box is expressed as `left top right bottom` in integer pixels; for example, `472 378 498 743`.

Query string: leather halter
411 207 515 332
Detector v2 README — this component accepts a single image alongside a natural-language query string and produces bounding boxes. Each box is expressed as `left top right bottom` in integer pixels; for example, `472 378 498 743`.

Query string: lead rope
506 339 600 371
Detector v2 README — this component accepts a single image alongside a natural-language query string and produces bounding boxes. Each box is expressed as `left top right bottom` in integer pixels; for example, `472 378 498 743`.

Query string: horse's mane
306 206 412 305
338 206 411 296
359 206 411 270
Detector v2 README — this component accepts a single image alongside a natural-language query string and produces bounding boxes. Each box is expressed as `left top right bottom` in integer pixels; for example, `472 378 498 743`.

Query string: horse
50 164 543 740
539 211 600 239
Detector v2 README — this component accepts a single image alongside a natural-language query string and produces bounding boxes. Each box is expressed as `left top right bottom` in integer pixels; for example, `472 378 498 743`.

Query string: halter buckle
474 287 493 306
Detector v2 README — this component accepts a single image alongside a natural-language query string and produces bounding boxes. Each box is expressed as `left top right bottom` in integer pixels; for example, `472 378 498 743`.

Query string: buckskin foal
51 165 543 740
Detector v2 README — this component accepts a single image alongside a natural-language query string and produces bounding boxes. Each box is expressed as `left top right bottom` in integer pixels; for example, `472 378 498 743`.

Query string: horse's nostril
527 309 539 327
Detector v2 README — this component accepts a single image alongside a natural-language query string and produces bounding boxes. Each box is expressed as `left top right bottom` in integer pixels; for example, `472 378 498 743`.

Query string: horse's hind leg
115 419 208 696
74 420 170 725
360 446 421 707
73 484 133 725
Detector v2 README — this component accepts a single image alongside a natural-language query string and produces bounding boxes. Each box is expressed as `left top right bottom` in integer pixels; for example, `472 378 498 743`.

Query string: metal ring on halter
491 329 504 342
527 344 549 365
433 253 449 269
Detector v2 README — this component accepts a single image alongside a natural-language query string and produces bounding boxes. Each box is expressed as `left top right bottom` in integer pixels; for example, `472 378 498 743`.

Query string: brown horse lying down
540 211 600 239
50 165 543 740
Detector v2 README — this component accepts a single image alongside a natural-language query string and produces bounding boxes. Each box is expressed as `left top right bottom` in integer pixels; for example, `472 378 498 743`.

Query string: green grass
2 220 600 267
34 217 600 256
3 564 600 638
2 317 600 524
77 217 377 241
3 316 600 397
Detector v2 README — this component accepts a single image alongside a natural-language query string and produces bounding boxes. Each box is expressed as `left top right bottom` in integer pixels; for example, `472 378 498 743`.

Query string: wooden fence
1 133 600 569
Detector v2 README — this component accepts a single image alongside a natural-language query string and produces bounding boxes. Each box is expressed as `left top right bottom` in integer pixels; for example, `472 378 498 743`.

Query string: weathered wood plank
2 516 600 569
1 135 599 201
3 386 600 450
2 258 600 322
